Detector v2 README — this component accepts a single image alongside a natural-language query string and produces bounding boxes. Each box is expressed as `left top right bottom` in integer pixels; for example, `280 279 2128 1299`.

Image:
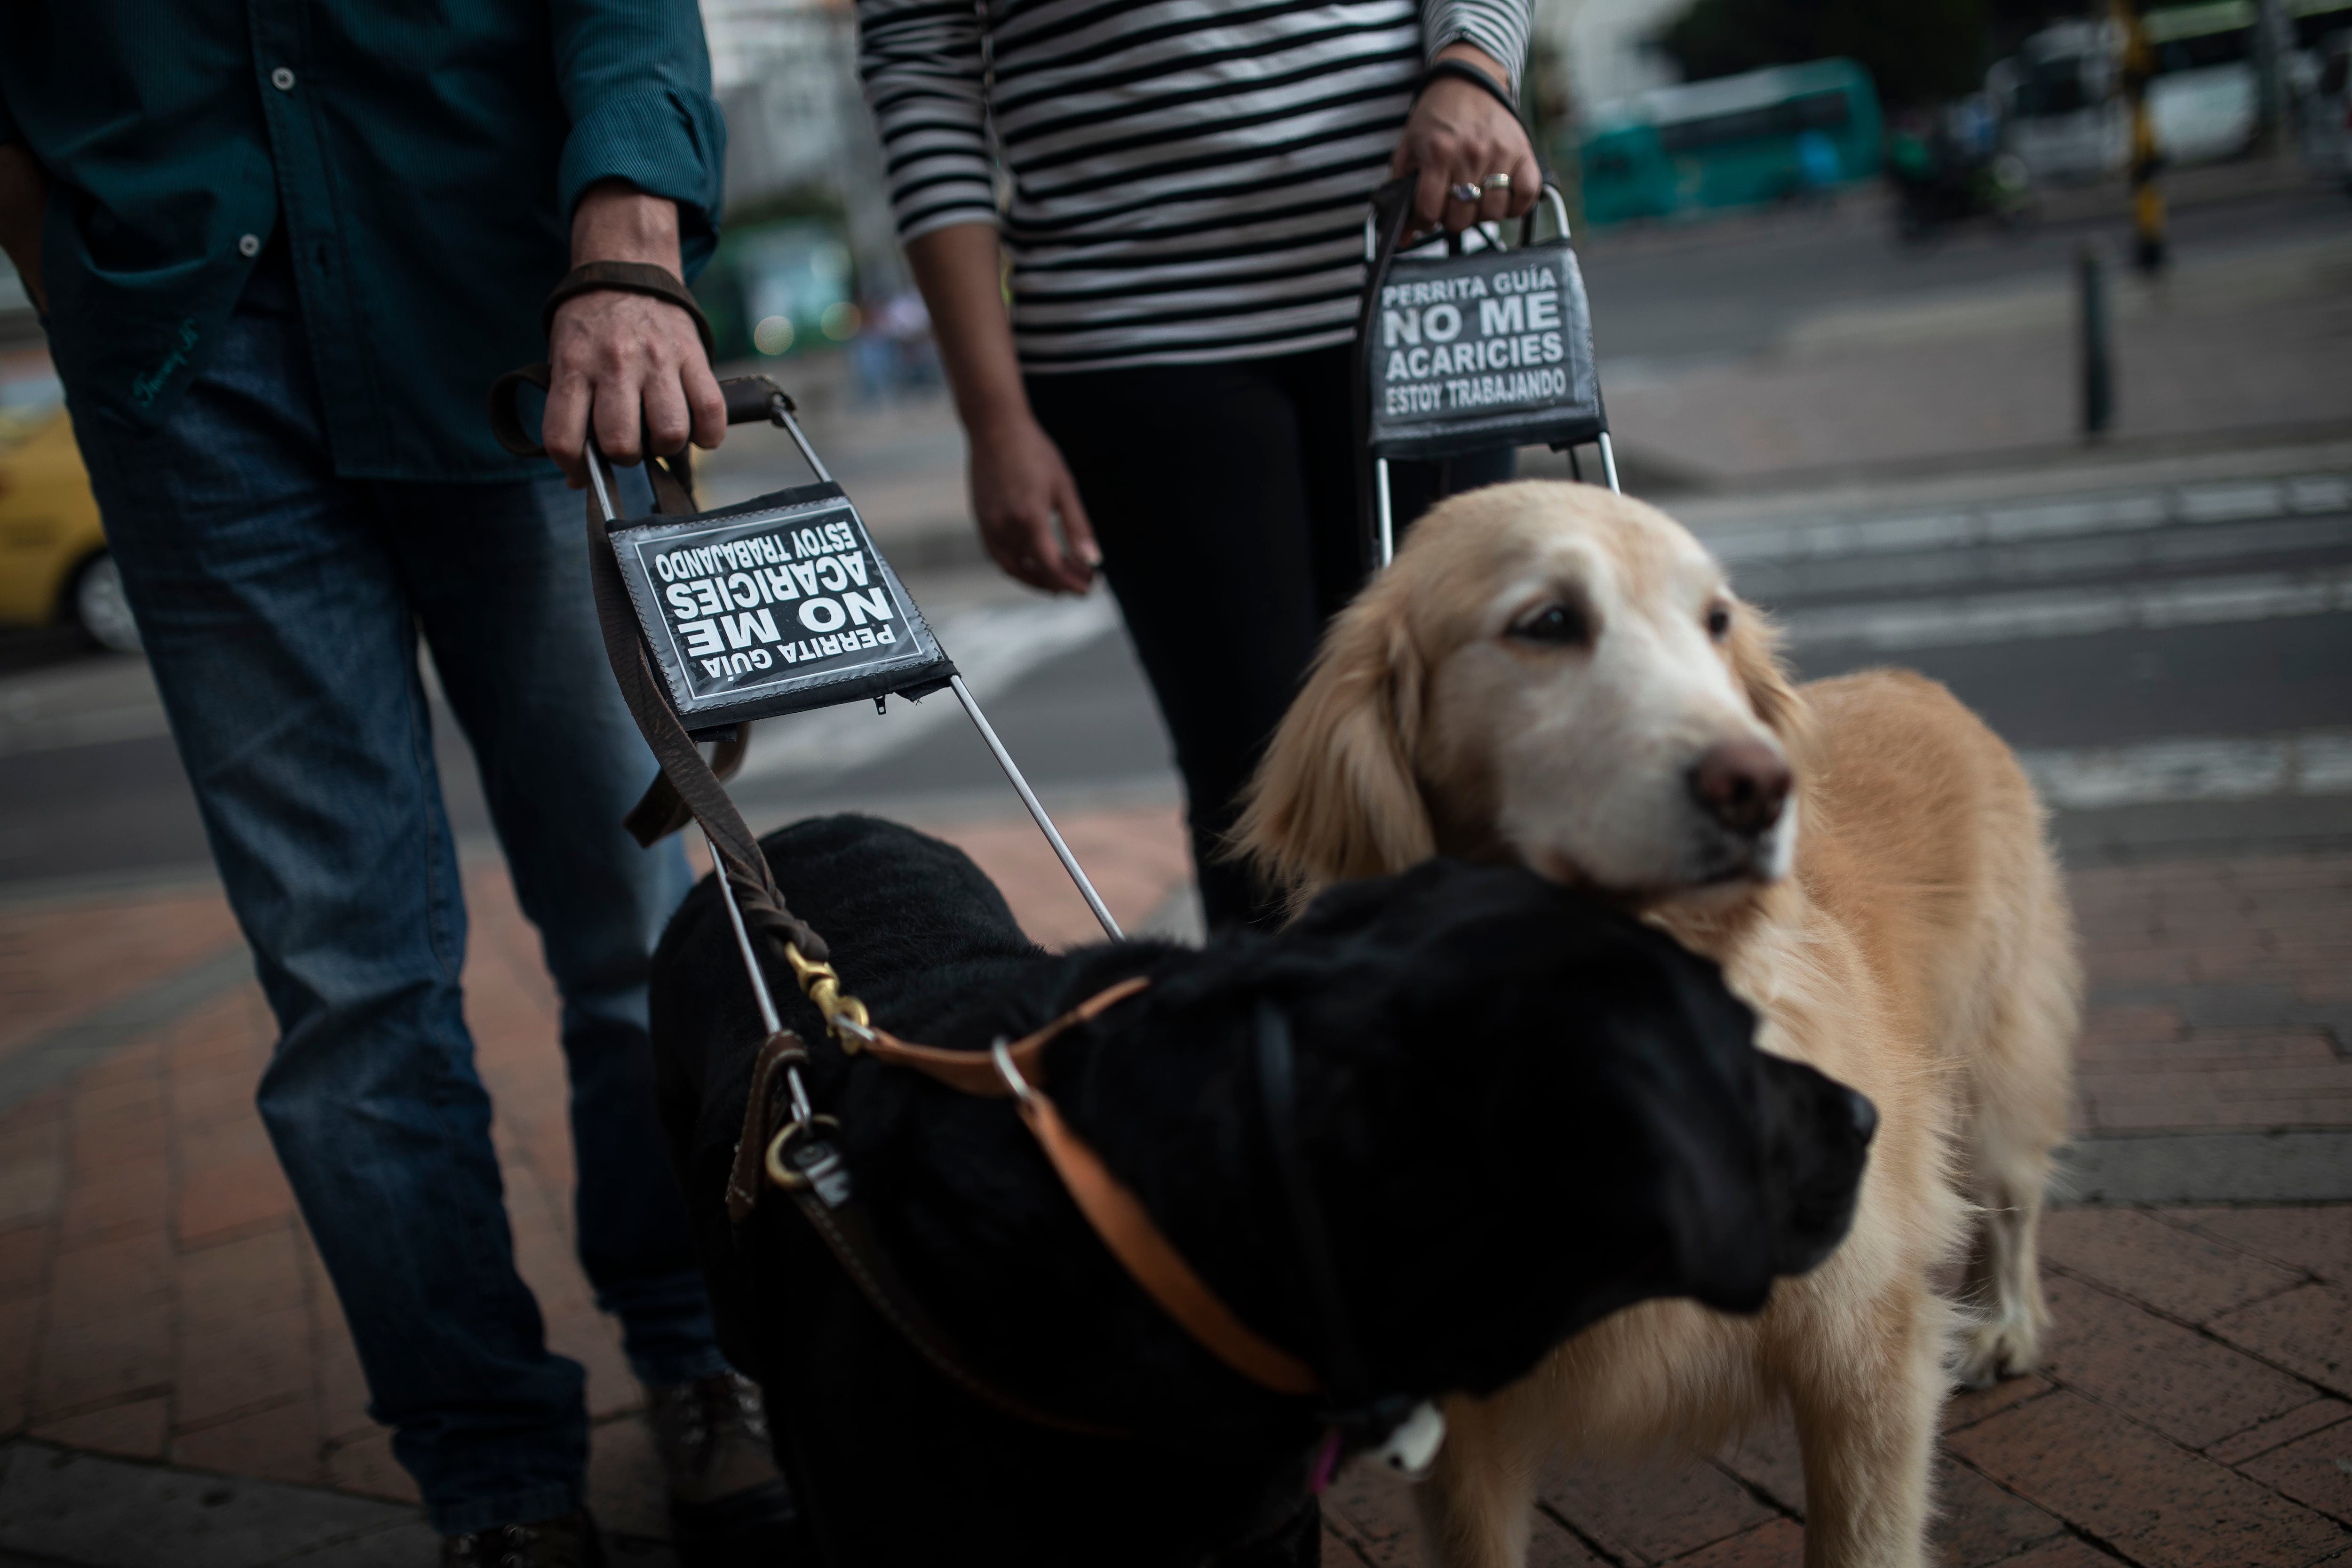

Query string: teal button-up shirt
0 0 724 481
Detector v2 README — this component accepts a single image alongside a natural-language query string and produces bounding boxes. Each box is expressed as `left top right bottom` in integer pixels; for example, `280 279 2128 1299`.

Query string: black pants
1027 344 1512 932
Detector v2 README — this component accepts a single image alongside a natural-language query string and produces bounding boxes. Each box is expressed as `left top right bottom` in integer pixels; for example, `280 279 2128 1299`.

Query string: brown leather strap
489 363 554 457
728 976 1319 1401
727 1029 811 1223
644 447 695 515
1015 1083 1319 1397
726 1030 1122 1436
855 978 1151 1098
991 983 1323 1397
568 401 1314 1410
728 980 1150 1219
580 492 823 959
624 722 748 845
608 443 766 846
494 371 751 854
487 357 710 848
490 341 1131 1433
544 260 716 359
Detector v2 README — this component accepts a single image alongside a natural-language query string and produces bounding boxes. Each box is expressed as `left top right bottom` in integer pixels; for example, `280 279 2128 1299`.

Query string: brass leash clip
783 943 874 1051
764 1113 847 1199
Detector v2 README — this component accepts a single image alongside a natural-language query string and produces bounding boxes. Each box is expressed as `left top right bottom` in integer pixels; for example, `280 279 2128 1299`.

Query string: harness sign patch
1361 238 1605 462
1377 265 1569 417
608 486 953 726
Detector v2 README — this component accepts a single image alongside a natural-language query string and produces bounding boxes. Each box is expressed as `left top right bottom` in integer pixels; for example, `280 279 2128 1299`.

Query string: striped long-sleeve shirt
857 0 1530 373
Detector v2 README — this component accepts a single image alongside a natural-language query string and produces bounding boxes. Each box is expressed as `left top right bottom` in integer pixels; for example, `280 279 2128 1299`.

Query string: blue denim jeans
64 247 718 1535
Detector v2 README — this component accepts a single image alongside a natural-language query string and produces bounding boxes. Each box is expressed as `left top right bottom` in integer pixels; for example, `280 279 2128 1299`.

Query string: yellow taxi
0 349 135 651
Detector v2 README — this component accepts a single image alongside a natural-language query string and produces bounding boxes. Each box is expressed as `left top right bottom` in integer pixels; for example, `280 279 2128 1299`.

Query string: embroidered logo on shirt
131 320 200 408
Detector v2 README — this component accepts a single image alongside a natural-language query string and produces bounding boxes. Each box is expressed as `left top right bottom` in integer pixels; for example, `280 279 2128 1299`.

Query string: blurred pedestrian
1796 128 1843 195
859 0 1539 931
0 5 793 1563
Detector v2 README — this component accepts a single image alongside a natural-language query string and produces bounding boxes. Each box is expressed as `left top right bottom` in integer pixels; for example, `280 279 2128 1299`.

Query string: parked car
1989 19 2130 184
2139 0 2352 164
0 358 135 652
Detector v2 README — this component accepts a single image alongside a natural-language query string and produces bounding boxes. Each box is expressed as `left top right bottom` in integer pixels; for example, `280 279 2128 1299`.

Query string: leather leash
490 351 1074 1426
487 369 829 965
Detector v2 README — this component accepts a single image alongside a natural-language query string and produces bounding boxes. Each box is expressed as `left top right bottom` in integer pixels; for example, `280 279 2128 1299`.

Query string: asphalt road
735 461 2352 867
1574 182 2352 371
8 453 2345 891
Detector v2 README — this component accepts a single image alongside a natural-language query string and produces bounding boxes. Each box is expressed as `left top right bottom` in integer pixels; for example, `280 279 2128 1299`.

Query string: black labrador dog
652 814 1873 1567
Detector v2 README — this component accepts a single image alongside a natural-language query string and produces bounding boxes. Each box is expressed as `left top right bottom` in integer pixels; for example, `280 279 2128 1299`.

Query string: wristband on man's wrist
542 260 716 359
1414 57 1525 126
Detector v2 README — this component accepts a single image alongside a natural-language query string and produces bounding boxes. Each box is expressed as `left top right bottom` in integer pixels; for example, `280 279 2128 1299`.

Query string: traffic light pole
2112 0 2166 271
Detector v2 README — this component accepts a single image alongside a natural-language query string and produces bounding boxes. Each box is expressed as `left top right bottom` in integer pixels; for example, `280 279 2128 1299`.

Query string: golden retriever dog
1235 481 2079 1568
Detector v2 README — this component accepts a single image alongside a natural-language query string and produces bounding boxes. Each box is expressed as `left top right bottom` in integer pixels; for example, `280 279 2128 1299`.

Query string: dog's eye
1706 604 1732 640
1511 602 1591 646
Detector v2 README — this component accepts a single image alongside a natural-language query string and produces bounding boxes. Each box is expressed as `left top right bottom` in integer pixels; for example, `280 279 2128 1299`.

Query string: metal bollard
2080 243 2113 439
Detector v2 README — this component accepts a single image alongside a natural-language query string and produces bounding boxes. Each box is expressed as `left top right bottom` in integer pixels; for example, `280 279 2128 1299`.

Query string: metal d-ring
763 1114 844 1190
989 1039 1034 1106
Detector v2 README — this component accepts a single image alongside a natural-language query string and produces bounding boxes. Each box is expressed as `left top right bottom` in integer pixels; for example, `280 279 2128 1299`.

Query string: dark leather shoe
646 1370 807 1565
440 1509 607 1568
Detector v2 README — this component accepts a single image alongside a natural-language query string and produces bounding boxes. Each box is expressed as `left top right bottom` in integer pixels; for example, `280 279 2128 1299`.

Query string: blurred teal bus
1575 59 1883 225
694 220 859 363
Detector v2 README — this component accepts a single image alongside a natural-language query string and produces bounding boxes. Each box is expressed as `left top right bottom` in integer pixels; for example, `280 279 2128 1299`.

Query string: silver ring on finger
1449 182 1482 204
1481 172 1513 193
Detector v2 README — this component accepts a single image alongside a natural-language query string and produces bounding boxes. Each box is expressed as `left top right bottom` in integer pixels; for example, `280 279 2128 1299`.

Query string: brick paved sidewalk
1 817 2347 1566
1323 848 2352 1568
0 805 1192 1562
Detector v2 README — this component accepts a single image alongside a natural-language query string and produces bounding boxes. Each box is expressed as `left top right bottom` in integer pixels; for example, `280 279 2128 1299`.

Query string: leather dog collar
980 993 1321 1398
857 975 1150 1097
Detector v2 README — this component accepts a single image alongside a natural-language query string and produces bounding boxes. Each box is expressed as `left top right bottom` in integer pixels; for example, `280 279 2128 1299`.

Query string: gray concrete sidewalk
1594 233 2352 492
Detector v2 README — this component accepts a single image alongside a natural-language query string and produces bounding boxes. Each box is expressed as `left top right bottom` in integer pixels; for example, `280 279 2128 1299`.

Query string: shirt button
271 66 296 91
238 234 262 257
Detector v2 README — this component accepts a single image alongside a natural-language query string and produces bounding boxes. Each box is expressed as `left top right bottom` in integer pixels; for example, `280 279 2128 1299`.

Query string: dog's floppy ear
1724 595 1813 763
1233 582 1435 909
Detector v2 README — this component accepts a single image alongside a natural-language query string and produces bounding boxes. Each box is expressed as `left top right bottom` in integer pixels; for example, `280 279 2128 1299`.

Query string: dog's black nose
1688 740 1792 837
1845 1087 1878 1147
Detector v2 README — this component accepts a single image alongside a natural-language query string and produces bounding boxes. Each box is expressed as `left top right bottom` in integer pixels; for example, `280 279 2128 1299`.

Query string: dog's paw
1954 1315 2043 1389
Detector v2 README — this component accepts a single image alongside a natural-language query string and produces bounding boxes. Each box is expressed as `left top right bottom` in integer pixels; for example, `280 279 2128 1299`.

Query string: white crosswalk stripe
1779 566 2352 651
734 591 1124 783
2018 732 2352 810
1702 466 2352 816
1682 468 2352 653
723 468 2352 797
1700 473 2352 565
